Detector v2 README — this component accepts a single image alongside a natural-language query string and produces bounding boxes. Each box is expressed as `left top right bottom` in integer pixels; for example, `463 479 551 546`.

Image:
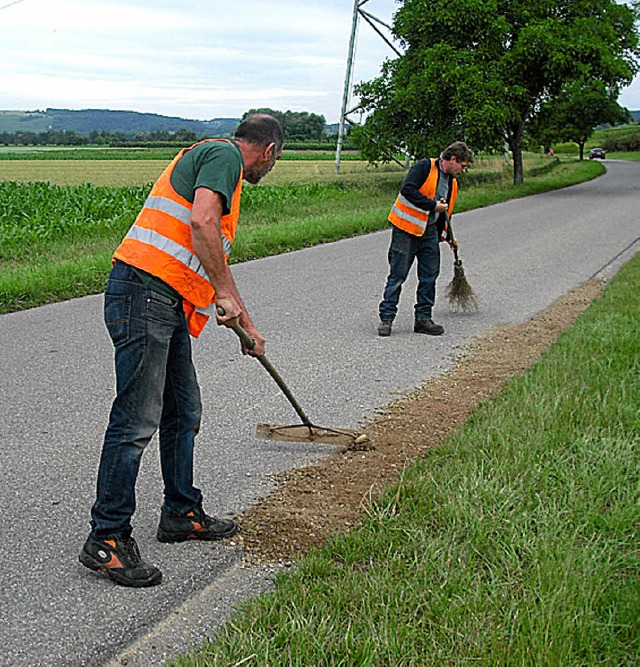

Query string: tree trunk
512 146 524 185
506 121 525 185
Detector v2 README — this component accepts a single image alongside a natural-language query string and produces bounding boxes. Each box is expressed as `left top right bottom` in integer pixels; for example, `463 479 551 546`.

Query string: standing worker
377 141 473 337
80 114 284 588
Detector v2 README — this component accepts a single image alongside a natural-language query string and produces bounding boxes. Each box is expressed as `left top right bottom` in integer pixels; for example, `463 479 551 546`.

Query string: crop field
0 145 514 187
0 159 169 187
0 157 406 312
0 157 407 187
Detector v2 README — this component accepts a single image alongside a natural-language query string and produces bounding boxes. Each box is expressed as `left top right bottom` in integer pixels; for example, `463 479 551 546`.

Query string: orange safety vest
113 138 243 337
388 158 457 239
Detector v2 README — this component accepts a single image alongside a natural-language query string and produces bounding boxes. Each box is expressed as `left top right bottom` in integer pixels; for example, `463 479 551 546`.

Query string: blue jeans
379 224 441 322
90 261 203 539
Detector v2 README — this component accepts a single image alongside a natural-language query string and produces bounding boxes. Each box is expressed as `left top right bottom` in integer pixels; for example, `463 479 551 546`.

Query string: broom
445 217 478 311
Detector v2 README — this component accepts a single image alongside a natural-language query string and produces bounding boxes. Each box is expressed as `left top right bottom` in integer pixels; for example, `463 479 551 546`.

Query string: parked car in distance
589 147 606 159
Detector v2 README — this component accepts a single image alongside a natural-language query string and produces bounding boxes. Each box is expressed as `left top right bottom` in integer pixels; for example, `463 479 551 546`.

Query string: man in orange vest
378 141 473 337
79 114 284 588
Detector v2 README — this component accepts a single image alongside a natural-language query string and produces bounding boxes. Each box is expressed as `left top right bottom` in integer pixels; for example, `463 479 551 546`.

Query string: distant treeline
0 128 199 147
0 129 353 150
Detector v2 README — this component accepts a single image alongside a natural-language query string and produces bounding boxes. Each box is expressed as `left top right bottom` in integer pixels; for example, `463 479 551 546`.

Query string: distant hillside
0 109 240 137
0 107 635 140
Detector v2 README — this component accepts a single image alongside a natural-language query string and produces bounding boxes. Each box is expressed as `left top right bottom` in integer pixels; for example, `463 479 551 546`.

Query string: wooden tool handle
216 307 314 427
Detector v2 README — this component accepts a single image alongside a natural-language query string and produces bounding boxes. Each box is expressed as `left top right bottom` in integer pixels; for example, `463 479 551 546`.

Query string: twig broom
445 218 478 311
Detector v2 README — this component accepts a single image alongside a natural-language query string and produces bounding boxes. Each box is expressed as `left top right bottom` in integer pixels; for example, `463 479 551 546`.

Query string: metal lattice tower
335 0 401 174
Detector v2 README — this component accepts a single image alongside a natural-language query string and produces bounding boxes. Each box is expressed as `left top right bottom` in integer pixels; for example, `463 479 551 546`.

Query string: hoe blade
256 423 364 447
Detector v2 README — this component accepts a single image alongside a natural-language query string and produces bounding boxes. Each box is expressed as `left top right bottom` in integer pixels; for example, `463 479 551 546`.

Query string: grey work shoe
378 319 393 337
79 532 162 588
414 319 444 336
157 504 239 543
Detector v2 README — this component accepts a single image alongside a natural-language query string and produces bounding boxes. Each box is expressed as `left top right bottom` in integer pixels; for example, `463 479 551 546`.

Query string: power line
335 0 401 174
0 0 27 11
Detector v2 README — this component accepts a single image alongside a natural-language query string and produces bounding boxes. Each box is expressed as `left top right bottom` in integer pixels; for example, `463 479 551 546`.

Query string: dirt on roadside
236 279 604 565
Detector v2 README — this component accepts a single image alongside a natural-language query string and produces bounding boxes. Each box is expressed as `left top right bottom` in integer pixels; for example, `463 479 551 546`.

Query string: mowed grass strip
171 254 639 667
0 156 604 313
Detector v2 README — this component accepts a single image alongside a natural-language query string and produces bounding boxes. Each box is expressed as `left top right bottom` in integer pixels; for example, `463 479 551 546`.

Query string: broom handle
445 214 460 262
216 308 314 427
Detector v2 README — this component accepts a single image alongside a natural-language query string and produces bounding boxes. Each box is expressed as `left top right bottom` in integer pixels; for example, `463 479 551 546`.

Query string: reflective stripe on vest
140 195 233 257
388 158 457 237
113 138 243 337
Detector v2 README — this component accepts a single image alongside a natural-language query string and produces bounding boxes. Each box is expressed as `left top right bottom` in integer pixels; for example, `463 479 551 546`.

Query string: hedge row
601 133 640 152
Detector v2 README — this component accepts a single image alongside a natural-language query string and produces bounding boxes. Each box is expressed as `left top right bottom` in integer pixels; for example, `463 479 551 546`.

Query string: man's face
244 143 281 184
447 156 469 176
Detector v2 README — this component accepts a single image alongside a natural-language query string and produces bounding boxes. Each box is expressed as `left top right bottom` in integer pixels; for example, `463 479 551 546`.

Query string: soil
236 280 604 565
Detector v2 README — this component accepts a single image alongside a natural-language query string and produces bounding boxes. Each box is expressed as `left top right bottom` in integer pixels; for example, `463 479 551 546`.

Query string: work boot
378 319 393 337
79 532 162 588
157 504 239 543
414 319 444 336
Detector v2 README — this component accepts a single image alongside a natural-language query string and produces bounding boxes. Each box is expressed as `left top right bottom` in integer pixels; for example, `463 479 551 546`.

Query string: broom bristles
446 259 478 311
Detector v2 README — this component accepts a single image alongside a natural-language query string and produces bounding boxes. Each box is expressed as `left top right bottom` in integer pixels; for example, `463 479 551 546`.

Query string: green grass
0 146 361 161
0 146 179 160
170 254 639 667
606 152 640 161
0 181 149 310
0 155 605 313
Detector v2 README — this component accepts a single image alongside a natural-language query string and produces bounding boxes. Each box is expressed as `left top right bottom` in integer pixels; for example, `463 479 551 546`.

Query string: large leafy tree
355 0 639 184
528 78 631 159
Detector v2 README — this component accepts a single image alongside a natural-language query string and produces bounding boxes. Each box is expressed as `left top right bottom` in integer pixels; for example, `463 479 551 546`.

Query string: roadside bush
602 132 640 152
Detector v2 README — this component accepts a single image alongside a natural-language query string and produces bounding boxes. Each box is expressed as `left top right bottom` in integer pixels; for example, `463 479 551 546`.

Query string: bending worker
378 141 473 337
80 113 284 588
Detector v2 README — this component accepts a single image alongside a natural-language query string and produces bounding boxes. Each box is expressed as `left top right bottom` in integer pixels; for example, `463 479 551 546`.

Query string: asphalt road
0 159 638 666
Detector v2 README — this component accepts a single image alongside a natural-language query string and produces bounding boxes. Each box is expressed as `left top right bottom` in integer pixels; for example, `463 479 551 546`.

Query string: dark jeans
379 224 441 322
90 261 203 539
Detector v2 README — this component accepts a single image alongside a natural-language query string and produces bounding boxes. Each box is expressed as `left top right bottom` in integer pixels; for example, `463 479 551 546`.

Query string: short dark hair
441 141 474 163
233 114 284 153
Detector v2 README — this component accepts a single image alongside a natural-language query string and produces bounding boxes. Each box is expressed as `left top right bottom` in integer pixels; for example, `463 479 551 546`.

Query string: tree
528 79 631 159
173 128 197 144
355 0 640 184
243 108 327 142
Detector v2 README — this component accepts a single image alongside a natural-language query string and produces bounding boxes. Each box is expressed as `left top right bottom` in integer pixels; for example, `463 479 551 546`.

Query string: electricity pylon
334 0 401 174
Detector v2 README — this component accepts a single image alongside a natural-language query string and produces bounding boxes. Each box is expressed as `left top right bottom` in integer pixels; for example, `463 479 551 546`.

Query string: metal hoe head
218 317 369 449
256 422 367 448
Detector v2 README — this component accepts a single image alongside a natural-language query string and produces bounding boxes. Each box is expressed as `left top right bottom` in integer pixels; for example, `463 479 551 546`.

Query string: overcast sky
1 0 638 124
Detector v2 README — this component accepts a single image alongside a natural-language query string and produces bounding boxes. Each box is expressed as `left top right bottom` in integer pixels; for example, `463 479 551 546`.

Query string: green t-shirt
170 139 244 213
133 139 244 298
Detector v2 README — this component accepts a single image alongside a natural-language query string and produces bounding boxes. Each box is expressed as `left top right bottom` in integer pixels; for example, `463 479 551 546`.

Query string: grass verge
171 254 639 667
0 156 604 314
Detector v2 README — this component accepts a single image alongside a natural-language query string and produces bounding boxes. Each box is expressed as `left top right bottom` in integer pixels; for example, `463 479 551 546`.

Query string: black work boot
79 532 162 588
157 504 239 543
378 319 393 337
414 319 444 336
